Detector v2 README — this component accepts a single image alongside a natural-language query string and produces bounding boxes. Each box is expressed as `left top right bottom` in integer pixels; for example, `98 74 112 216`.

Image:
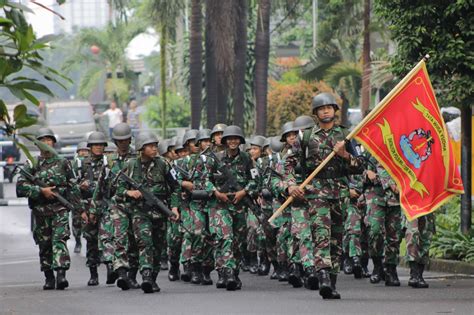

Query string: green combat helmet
280 121 298 142
87 132 108 147
196 129 212 144
311 92 339 112
36 127 57 143
294 115 316 130
76 141 90 152
270 136 283 153
135 132 159 151
112 123 132 140
249 135 266 148
210 123 227 139
183 129 199 146
105 142 117 153
221 125 245 144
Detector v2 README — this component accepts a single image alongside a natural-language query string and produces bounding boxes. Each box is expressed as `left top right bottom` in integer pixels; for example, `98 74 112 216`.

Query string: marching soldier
17 128 79 290
210 123 227 153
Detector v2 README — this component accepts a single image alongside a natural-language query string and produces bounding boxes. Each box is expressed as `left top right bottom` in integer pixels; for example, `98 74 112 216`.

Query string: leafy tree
144 93 190 129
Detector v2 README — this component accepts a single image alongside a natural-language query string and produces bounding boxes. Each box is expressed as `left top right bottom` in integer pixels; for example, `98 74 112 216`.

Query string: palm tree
205 1 218 128
190 0 203 129
360 0 371 116
232 0 248 127
254 0 271 135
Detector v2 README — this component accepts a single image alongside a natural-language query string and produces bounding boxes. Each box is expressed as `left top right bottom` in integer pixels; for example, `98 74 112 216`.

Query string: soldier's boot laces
278 263 289 282
258 254 271 276
288 263 303 288
342 257 353 275
56 269 69 290
116 267 131 291
224 268 237 291
151 271 161 292
360 256 371 278
181 262 192 282
327 274 341 299
168 262 180 282
216 269 226 289
352 256 363 279
140 269 154 293
304 266 319 290
106 262 118 284
74 237 82 254
369 257 384 284
87 266 99 286
201 266 213 285
43 270 55 290
249 253 259 274
191 263 202 284
270 261 280 280
128 268 141 289
384 264 401 287
318 269 333 299
235 269 242 290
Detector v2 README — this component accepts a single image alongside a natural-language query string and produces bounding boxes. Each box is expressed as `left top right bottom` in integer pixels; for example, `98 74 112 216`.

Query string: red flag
352 59 464 221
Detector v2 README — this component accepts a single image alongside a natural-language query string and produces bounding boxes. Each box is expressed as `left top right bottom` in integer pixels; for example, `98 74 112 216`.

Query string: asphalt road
1 183 473 315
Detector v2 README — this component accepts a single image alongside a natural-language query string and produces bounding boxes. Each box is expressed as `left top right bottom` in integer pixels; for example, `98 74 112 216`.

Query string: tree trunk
217 75 228 123
254 0 271 135
360 0 371 116
205 0 217 128
160 26 167 137
461 105 472 234
190 0 203 129
232 0 247 127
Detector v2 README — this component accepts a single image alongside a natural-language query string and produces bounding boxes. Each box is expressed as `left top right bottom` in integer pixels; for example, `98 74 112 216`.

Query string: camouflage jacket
78 154 111 213
277 125 364 200
108 148 136 198
17 156 79 216
363 152 399 206
116 156 180 217
204 149 257 196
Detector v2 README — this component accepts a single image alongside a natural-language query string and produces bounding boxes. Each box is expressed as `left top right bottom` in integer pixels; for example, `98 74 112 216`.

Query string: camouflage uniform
71 156 86 245
17 156 77 272
404 213 435 265
204 149 256 274
116 156 179 274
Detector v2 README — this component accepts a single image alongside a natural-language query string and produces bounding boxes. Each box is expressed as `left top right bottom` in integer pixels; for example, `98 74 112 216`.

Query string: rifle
260 166 283 202
117 170 176 218
15 165 78 212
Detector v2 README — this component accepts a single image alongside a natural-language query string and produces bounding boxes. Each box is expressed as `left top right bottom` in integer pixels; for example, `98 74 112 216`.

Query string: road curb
0 199 28 206
400 258 474 275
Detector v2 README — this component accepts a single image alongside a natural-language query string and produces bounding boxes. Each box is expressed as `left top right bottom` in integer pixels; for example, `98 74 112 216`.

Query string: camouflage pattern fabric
404 213 435 265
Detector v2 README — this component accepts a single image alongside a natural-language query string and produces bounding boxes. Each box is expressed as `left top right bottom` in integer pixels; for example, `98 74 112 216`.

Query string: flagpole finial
423 54 430 61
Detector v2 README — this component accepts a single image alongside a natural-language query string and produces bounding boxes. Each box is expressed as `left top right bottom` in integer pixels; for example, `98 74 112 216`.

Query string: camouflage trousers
99 206 114 263
405 213 435 265
307 197 345 274
111 205 139 271
83 216 100 268
366 202 402 265
343 199 368 258
180 201 214 267
151 216 167 273
276 214 291 266
71 210 82 240
33 209 71 271
246 211 259 253
167 220 182 264
256 205 278 263
290 202 315 269
210 202 247 270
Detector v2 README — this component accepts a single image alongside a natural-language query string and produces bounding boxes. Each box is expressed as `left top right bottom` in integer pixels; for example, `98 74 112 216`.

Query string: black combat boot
352 256 362 279
270 261 280 280
278 263 289 282
288 263 303 288
216 269 226 289
141 269 154 293
304 266 319 290
202 266 213 285
168 261 180 282
241 251 251 272
74 237 82 254
56 269 69 290
160 260 168 271
342 256 353 275
87 266 99 286
43 270 55 290
191 263 203 284
409 262 428 288
235 269 242 290
181 262 192 282
128 268 141 289
370 257 384 284
249 253 259 274
116 267 131 290
360 256 371 278
327 273 341 299
258 254 271 276
151 271 161 292
106 262 118 284
417 263 429 288
317 269 333 299
224 268 237 291
384 264 400 286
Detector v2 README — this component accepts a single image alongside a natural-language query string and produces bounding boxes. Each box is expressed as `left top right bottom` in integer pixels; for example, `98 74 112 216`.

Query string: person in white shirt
101 101 123 138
